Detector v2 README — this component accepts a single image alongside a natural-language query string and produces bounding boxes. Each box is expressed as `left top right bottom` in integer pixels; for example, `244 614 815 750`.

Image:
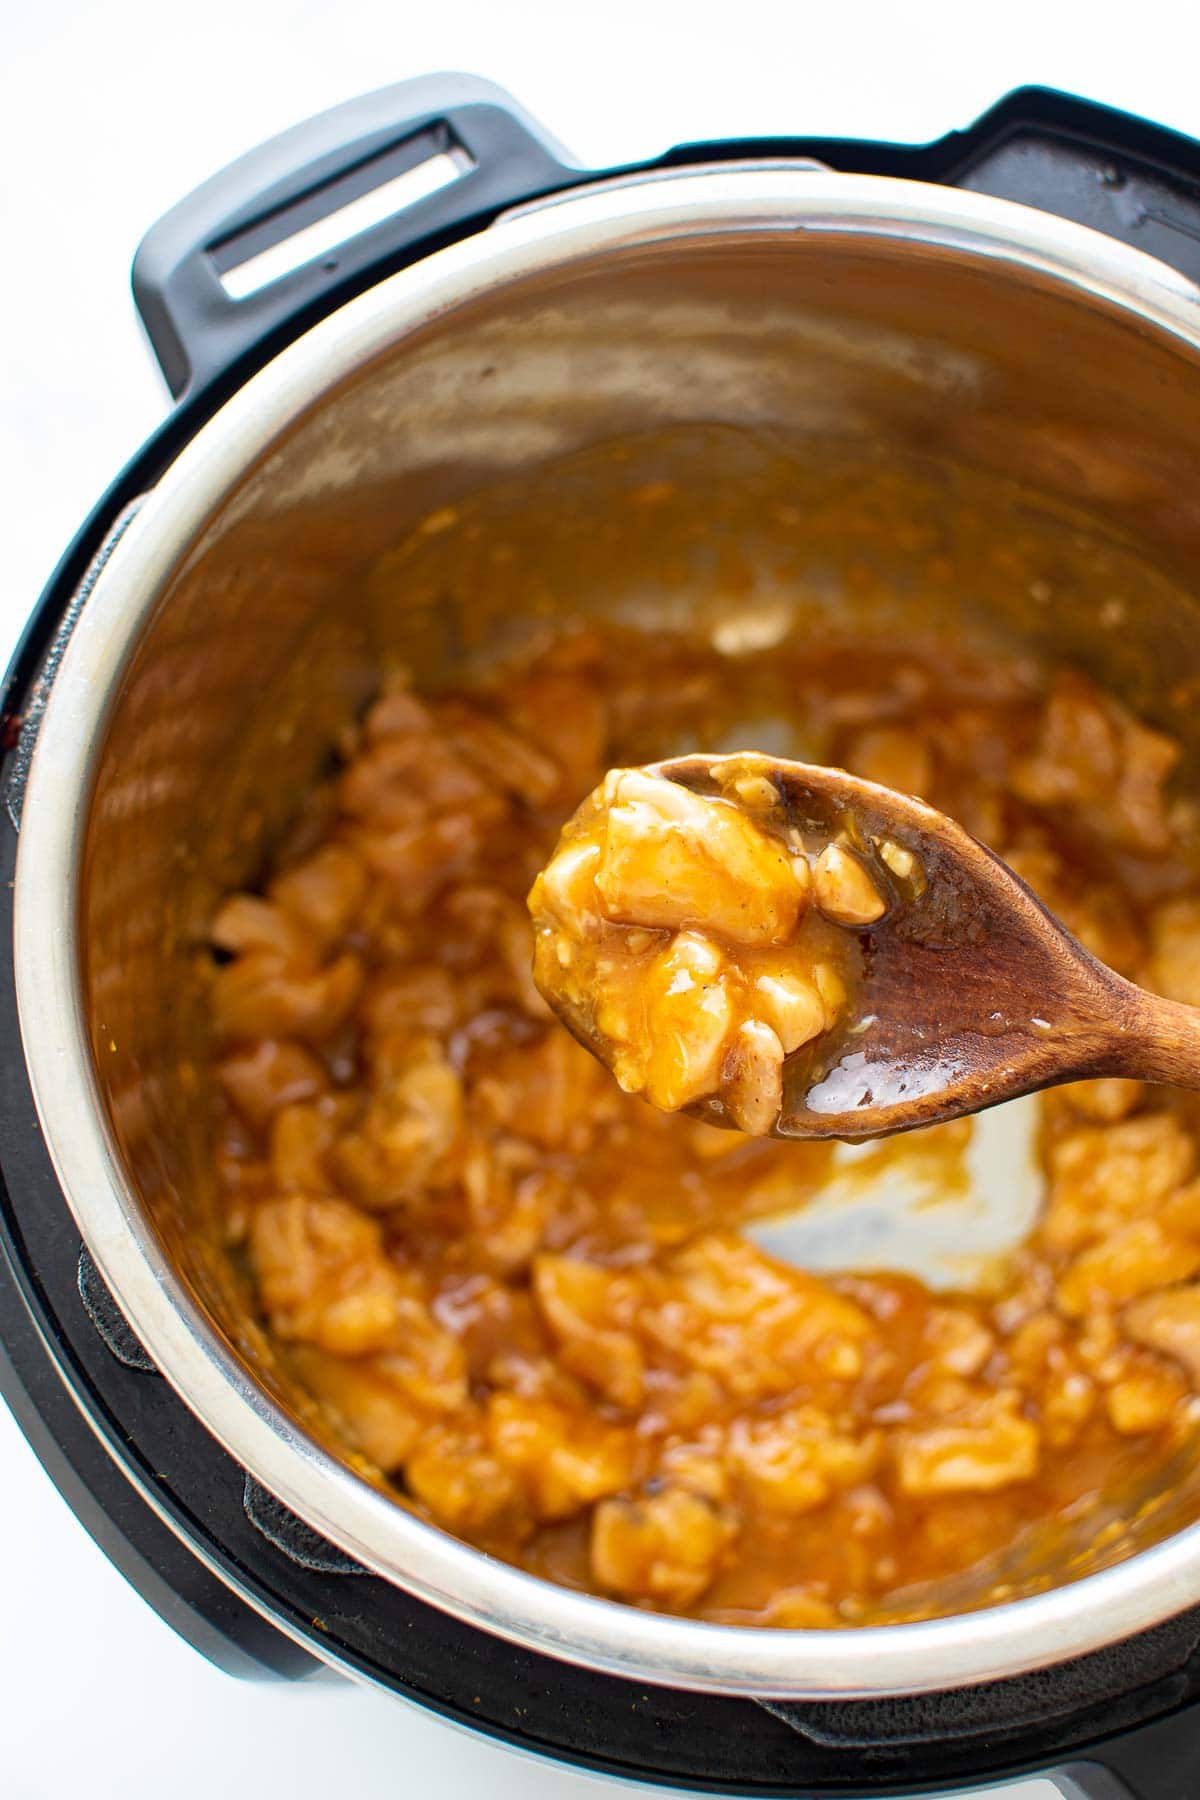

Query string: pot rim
17 163 1200 1699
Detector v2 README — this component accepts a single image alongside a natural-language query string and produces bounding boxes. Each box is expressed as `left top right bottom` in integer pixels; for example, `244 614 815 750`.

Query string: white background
2 2 1197 1795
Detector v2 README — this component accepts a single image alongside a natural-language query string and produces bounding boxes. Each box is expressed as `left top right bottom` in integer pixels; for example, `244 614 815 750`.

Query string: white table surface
3 3 1198 1794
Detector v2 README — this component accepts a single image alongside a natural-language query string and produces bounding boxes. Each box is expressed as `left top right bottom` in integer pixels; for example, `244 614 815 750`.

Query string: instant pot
7 72 1200 1799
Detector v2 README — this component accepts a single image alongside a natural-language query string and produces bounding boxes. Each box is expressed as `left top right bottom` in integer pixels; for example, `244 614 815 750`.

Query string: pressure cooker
7 72 1200 1798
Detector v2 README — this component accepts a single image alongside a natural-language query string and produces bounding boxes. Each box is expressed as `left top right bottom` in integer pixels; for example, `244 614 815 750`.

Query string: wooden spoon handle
1103 982 1200 1090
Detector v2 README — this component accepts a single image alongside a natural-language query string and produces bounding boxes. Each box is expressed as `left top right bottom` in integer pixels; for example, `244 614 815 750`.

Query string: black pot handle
932 87 1200 287
132 73 579 401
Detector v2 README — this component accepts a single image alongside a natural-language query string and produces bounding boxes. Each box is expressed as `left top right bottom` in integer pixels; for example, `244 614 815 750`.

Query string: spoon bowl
629 753 1200 1140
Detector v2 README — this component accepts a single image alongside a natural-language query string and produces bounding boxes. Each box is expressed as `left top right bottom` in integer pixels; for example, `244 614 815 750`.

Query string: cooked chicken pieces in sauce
205 620 1200 1627
528 761 893 1133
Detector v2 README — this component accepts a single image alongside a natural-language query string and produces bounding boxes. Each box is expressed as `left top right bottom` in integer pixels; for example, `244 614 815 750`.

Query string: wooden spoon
628 753 1200 1141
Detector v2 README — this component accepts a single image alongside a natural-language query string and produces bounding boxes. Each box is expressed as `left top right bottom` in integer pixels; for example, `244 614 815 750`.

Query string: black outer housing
8 78 1200 1799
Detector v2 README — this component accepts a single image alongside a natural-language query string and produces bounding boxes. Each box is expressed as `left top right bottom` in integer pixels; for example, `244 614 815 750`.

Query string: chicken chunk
845 725 933 798
269 843 367 950
1011 671 1178 854
290 1345 425 1471
1146 898 1200 1007
217 1039 327 1131
591 1484 736 1607
893 1393 1039 1495
648 1233 876 1399
1124 1285 1200 1383
813 844 887 925
730 1405 881 1513
533 1254 646 1409
593 768 806 943
622 931 736 1111
485 1392 635 1521
332 1036 464 1208
1056 1221 1200 1318
1043 1114 1196 1253
720 1017 787 1136
1104 1361 1186 1434
249 1195 410 1355
1061 1078 1145 1124
249 1195 468 1405
211 949 364 1044
405 1422 520 1533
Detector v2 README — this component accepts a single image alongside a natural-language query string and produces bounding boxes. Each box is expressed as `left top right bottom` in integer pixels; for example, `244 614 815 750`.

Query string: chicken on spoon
528 753 1200 1140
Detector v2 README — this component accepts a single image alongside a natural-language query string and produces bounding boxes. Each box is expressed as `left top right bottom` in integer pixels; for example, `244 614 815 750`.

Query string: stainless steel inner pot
17 165 1200 1698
